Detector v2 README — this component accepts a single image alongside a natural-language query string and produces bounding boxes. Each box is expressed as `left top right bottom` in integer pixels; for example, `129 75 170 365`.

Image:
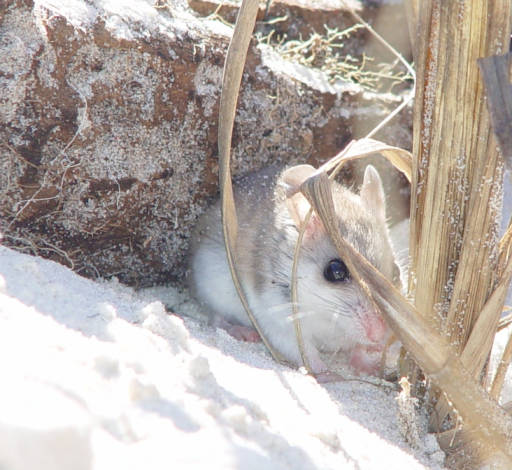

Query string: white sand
0 245 448 470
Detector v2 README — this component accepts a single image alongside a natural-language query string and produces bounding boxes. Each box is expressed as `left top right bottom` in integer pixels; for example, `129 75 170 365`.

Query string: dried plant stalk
405 6 512 439
300 171 512 465
317 138 412 182
290 138 412 373
437 426 511 469
409 0 510 352
480 52 512 308
218 0 287 363
290 205 314 373
403 0 419 39
430 250 512 425
498 313 512 331
218 0 416 372
461 253 512 378
480 52 512 401
405 1 512 466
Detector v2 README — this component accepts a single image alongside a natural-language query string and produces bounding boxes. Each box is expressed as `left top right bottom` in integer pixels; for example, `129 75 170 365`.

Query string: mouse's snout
357 306 390 344
348 306 391 375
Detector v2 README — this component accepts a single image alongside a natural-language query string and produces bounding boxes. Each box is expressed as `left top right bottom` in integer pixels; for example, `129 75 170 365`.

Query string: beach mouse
188 164 402 377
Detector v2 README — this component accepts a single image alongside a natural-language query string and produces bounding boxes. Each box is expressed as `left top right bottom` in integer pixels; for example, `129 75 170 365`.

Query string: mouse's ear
278 165 319 230
360 165 386 221
285 192 312 229
279 165 316 196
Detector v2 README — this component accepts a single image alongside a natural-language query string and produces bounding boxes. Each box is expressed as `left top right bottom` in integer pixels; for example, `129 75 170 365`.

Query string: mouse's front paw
227 325 261 342
314 371 347 383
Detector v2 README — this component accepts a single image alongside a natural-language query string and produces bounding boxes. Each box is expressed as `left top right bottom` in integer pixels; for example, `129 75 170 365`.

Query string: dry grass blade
300 171 512 464
499 313 512 331
498 222 512 282
461 251 512 378
479 52 512 403
290 206 314 373
330 4 415 141
289 137 411 373
218 0 414 373
403 0 420 58
433 252 512 423
218 0 286 363
285 0 415 375
437 426 511 469
301 172 449 372
318 138 412 181
491 329 512 401
346 6 415 82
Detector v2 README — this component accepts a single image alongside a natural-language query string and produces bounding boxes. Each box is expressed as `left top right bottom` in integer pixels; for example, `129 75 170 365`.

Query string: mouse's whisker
267 302 295 313
285 309 318 322
310 293 352 317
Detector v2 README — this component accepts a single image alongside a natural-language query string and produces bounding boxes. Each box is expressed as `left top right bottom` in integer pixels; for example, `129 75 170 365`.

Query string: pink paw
227 325 261 342
349 344 383 376
315 371 346 383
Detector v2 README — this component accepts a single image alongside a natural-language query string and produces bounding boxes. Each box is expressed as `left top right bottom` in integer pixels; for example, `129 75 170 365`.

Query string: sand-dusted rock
188 0 364 42
0 0 411 286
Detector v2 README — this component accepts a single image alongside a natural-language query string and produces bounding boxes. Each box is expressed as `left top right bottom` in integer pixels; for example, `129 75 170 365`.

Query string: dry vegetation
257 24 412 92
206 0 413 93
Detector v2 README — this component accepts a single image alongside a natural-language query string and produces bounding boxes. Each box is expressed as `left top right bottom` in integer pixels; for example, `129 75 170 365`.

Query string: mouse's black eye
323 258 350 283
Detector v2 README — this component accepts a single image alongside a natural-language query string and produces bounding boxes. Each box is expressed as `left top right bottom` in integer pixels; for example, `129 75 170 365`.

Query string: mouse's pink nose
360 309 389 343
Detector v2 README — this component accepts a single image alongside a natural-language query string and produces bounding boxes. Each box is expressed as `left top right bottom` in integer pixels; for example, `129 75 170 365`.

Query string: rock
188 0 365 44
0 0 411 286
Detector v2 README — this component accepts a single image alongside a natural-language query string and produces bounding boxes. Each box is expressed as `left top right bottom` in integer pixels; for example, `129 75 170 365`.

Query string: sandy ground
0 244 451 470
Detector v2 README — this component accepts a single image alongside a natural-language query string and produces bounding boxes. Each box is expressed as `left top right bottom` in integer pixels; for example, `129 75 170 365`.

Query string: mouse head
276 164 401 357
277 163 400 285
